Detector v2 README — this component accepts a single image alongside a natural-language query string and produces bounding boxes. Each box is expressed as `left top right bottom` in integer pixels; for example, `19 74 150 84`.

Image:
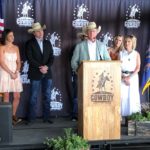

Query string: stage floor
0 117 77 150
0 117 150 150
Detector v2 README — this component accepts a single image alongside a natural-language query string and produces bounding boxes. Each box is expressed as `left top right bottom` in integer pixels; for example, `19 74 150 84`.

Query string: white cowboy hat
28 22 46 33
82 22 101 36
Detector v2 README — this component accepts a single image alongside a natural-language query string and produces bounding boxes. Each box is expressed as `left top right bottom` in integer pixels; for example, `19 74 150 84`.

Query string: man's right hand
39 66 48 74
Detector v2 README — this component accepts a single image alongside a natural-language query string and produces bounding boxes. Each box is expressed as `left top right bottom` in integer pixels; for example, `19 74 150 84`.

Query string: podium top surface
81 60 121 63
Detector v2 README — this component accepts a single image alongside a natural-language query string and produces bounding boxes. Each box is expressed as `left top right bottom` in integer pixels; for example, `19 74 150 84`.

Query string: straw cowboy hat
77 22 101 38
28 22 46 33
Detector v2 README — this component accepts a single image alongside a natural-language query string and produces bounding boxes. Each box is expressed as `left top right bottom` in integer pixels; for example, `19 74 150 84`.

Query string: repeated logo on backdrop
16 1 34 27
99 32 113 48
50 87 63 111
21 61 30 84
124 4 141 28
72 4 89 29
46 32 62 56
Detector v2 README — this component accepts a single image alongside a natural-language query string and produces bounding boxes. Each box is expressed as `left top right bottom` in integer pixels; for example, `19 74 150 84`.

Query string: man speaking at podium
71 22 111 121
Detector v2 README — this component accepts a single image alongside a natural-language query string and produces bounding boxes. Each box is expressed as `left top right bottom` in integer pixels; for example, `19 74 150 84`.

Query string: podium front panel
78 61 121 140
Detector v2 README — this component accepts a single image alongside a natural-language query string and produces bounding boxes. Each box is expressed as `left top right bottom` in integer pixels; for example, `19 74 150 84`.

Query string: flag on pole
142 45 150 95
0 0 4 35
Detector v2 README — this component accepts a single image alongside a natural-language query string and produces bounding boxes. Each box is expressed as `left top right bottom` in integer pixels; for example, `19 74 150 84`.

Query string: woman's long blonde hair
113 35 124 52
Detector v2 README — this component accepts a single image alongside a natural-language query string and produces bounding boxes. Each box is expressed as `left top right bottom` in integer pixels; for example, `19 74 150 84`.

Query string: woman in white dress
0 29 23 125
119 35 141 117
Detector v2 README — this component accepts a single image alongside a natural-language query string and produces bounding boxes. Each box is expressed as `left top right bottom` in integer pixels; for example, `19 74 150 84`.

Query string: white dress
0 52 23 92
119 49 141 116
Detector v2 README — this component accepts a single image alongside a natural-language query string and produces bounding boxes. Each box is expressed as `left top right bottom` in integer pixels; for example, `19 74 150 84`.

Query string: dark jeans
28 78 52 121
72 73 78 118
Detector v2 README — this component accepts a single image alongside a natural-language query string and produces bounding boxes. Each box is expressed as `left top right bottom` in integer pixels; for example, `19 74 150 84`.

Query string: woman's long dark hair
1 29 13 45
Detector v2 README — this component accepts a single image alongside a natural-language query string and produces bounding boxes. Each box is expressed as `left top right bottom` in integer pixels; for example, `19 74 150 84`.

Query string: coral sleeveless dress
0 52 23 92
110 51 119 60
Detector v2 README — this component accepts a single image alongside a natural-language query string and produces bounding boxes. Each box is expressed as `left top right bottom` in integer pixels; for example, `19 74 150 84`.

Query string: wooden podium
78 61 121 140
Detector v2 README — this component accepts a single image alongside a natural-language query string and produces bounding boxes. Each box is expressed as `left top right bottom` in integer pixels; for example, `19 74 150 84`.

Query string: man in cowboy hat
26 22 54 124
71 22 111 72
71 22 111 121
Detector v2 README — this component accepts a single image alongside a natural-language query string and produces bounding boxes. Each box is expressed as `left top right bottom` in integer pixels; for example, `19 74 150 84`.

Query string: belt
122 71 133 74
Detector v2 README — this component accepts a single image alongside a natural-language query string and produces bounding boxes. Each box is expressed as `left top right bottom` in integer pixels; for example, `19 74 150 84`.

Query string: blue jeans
28 78 52 121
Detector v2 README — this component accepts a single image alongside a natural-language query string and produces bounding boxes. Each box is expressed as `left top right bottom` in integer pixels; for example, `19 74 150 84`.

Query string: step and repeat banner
1 0 150 117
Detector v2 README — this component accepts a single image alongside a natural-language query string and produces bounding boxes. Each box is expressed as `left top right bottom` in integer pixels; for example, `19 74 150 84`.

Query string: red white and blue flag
0 0 4 35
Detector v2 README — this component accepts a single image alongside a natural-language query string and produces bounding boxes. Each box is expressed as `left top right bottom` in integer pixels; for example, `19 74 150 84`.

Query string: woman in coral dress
119 35 141 117
0 29 23 124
